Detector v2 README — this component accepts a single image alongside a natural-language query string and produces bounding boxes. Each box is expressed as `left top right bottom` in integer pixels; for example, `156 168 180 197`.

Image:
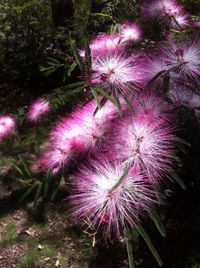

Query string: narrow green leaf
70 40 84 73
95 87 114 103
18 155 31 177
65 81 85 89
12 163 24 176
44 170 52 197
85 39 92 72
91 88 102 110
113 95 123 116
135 222 163 267
34 182 43 206
110 166 130 193
146 70 167 88
124 229 135 268
171 171 186 190
149 209 167 237
46 57 60 64
93 97 107 116
67 62 77 77
20 181 39 203
121 93 135 114
50 175 62 201
90 12 113 20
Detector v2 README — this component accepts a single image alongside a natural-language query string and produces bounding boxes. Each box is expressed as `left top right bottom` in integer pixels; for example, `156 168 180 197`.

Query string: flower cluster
3 0 198 238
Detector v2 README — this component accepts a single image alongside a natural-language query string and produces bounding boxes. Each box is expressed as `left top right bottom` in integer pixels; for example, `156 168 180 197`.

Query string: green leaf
146 70 167 88
149 209 167 237
85 39 92 72
95 87 114 103
93 97 107 116
109 23 120 34
171 171 186 190
113 94 123 116
135 222 163 267
91 88 102 110
20 181 40 203
121 93 135 114
12 163 24 176
18 155 31 177
109 166 130 193
124 229 135 268
44 170 52 197
50 175 63 201
34 182 43 206
67 62 77 77
65 81 85 89
70 39 85 73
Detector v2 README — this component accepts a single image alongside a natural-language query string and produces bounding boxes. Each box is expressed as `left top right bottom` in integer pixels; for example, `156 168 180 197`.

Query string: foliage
0 0 54 82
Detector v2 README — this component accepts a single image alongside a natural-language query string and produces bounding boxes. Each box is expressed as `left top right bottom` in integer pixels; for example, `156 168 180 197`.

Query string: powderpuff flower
69 160 155 236
27 97 51 123
79 33 122 59
119 23 142 43
46 100 122 172
161 40 200 84
168 85 200 111
0 115 16 140
134 91 172 122
141 0 182 20
170 12 190 29
91 52 145 95
145 54 179 87
105 114 176 182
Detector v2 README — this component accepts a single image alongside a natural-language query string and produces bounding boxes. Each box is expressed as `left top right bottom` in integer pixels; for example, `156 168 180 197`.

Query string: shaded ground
0 206 93 268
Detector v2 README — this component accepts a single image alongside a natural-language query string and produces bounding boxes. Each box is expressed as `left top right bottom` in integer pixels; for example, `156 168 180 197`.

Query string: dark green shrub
0 0 54 83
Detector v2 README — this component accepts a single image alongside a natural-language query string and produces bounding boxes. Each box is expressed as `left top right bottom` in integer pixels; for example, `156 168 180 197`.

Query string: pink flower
141 0 182 20
0 115 16 140
120 23 142 43
44 99 121 173
168 85 200 116
27 97 51 123
170 12 190 29
161 40 200 84
134 91 172 122
91 52 145 95
69 160 155 236
104 100 176 182
145 53 179 87
79 33 122 59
